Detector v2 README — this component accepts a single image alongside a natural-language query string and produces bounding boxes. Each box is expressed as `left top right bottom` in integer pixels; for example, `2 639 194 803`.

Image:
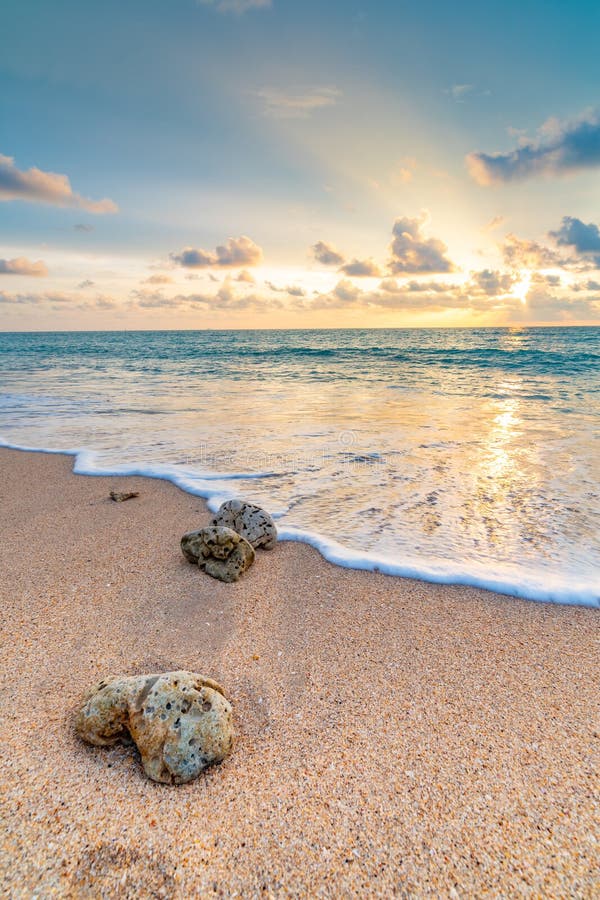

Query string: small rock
110 491 139 502
212 499 277 550
76 671 234 784
181 525 255 582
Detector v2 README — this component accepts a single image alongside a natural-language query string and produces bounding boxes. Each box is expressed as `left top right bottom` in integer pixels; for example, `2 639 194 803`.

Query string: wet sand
0 447 598 897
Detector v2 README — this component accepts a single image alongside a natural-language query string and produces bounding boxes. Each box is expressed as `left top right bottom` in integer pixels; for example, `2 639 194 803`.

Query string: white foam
1 438 598 609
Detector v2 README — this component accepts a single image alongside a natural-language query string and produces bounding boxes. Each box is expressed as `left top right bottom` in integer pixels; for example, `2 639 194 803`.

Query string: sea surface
1 328 598 606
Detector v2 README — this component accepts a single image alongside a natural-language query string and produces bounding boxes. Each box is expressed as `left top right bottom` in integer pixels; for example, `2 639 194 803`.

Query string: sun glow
513 271 532 304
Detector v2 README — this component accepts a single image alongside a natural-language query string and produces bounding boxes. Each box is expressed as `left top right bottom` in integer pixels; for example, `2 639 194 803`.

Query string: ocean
1 327 598 606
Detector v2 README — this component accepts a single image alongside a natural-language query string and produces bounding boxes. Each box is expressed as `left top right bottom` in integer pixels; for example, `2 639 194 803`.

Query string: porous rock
212 499 277 550
76 670 234 784
181 525 255 582
109 490 139 502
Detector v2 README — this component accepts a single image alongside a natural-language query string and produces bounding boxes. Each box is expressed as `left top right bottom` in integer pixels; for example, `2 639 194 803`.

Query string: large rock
212 499 277 550
76 671 234 784
181 525 255 582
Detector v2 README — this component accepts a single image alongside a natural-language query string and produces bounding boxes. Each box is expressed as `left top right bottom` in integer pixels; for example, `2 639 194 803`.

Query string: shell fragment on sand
109 490 139 502
181 525 255 582
76 670 234 784
212 499 277 550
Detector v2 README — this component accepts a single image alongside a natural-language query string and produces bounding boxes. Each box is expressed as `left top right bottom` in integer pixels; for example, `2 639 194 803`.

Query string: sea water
0 327 598 606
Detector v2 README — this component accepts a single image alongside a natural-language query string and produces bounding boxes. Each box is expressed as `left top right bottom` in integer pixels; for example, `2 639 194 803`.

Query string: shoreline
1 447 599 896
1 441 596 608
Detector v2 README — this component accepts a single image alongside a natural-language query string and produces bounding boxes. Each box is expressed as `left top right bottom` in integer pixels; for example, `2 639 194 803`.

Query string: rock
181 525 255 583
110 490 139 502
76 671 234 784
211 499 277 550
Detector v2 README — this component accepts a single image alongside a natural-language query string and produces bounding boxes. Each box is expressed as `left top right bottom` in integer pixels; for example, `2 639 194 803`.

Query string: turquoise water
0 327 598 605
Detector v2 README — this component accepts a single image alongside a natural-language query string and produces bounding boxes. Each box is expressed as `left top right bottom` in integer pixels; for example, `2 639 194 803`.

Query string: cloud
0 257 48 277
88 296 117 310
236 269 255 283
143 274 174 285
310 279 362 309
390 157 417 185
303 271 599 321
531 272 561 287
572 278 600 292
388 212 455 274
0 291 41 305
502 233 566 270
447 84 474 102
256 86 341 118
312 241 345 266
0 289 117 310
308 279 475 313
315 215 454 279
170 235 263 268
131 280 283 312
198 0 270 13
470 269 517 296
484 215 506 232
522 285 600 321
380 278 456 293
129 289 182 310
502 221 600 272
0 154 118 213
265 281 307 297
549 216 600 255
466 108 600 184
339 258 382 277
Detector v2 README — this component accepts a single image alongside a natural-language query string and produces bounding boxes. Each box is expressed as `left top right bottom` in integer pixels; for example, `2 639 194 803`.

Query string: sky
1 0 600 329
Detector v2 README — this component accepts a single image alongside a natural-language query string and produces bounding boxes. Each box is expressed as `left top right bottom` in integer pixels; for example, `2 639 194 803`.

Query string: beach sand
0 447 598 898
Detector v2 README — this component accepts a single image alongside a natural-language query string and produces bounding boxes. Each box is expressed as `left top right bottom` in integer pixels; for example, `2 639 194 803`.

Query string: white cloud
0 257 48 277
143 274 174 285
339 258 382 277
388 212 455 274
256 86 341 118
469 269 517 296
0 154 118 214
236 269 255 283
484 215 506 232
312 241 345 266
170 235 263 268
265 280 306 297
390 157 417 186
447 84 474 102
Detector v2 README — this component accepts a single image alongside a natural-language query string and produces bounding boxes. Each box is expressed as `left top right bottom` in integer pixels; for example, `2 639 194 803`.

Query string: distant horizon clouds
0 154 118 214
171 235 264 268
467 108 600 184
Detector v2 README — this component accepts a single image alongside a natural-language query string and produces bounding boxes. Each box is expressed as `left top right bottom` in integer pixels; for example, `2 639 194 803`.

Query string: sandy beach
0 446 598 897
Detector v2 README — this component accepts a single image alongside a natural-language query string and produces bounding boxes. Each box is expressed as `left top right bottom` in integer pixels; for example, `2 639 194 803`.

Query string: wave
5 339 598 378
1 438 597 609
